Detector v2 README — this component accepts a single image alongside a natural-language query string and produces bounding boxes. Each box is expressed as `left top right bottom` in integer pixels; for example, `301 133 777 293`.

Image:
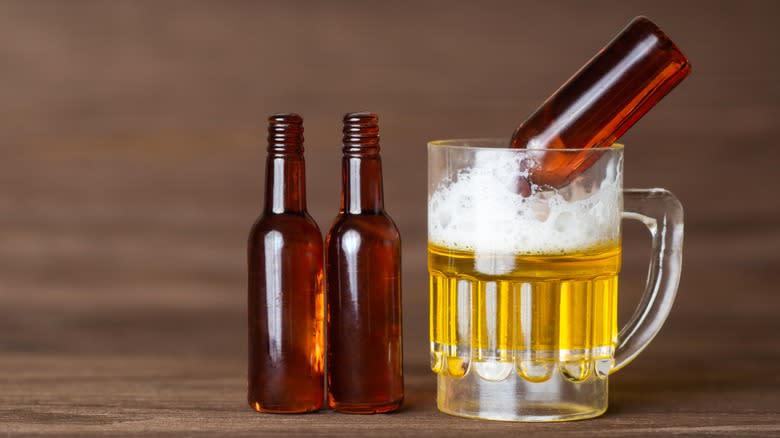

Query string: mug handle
613 188 684 372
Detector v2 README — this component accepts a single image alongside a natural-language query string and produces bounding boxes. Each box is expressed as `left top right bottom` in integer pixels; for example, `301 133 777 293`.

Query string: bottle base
249 401 322 414
328 398 403 414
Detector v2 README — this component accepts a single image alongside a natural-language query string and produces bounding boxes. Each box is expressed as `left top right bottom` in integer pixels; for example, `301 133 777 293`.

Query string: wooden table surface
1 1 779 436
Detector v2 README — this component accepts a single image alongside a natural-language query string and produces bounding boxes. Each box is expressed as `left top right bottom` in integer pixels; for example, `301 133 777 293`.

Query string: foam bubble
428 149 621 255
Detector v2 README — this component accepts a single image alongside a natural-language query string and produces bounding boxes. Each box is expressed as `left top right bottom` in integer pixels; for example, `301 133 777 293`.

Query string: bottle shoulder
249 211 323 244
326 211 400 243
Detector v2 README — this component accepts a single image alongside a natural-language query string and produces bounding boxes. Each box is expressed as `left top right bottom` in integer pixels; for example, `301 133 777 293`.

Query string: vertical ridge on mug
429 243 620 383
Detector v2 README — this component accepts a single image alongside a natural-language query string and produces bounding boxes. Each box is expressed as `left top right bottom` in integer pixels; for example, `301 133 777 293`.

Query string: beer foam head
428 149 621 255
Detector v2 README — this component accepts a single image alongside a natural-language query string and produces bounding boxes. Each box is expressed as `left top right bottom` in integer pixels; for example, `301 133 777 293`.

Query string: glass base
436 367 608 422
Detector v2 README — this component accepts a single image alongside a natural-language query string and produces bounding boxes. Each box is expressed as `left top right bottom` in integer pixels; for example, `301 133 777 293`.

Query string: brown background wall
1 0 778 435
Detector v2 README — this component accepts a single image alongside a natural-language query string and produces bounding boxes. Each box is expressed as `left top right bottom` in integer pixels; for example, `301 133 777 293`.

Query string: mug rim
428 138 624 152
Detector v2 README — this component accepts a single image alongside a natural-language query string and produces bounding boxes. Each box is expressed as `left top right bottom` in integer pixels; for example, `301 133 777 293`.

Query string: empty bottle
326 112 404 413
248 113 324 413
510 16 691 188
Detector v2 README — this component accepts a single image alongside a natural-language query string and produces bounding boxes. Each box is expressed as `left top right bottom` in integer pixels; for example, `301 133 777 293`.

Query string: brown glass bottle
510 16 691 188
247 113 324 414
326 112 404 414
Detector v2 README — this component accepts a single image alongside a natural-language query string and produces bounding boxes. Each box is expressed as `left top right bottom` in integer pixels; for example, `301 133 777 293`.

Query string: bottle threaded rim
268 113 304 153
343 111 380 152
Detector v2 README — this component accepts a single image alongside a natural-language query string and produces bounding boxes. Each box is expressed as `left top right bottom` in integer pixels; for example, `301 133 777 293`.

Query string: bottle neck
341 154 384 214
264 153 306 214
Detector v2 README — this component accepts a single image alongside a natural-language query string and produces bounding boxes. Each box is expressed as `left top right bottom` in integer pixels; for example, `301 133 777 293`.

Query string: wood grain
1 0 779 436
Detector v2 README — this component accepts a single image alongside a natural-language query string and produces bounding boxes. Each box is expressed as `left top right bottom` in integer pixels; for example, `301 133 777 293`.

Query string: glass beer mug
427 140 683 421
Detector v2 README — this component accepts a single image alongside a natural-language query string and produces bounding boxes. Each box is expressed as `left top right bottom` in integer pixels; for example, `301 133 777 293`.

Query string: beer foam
428 149 621 255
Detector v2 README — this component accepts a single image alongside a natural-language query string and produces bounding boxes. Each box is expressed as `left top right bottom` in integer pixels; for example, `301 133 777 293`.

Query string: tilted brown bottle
247 113 324 413
510 16 691 188
326 112 404 413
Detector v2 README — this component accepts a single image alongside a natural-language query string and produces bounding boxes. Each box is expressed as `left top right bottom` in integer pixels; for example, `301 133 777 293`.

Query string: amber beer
247 114 324 413
326 112 403 413
429 243 620 382
427 143 625 385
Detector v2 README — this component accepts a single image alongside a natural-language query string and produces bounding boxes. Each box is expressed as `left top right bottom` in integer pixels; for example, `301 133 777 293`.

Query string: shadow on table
607 353 769 415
